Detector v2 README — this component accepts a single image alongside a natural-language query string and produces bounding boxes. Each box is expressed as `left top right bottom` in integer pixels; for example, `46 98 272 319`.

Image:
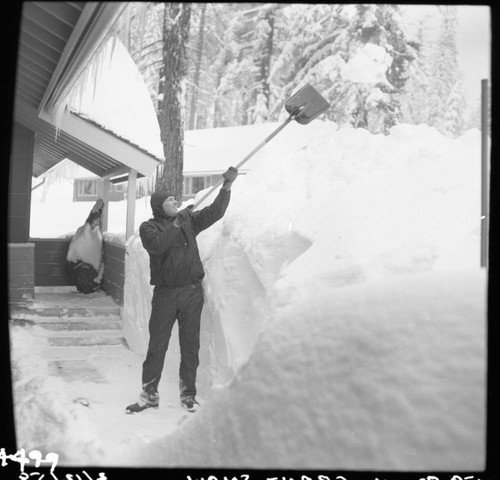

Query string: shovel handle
191 111 302 210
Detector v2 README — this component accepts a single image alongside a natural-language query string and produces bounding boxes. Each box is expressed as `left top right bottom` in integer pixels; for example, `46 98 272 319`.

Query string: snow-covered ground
13 120 488 471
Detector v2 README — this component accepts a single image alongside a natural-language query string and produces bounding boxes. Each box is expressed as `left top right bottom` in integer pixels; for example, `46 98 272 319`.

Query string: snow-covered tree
269 4 349 120
397 6 436 126
441 77 467 137
250 4 280 123
193 3 258 128
118 3 164 110
334 4 419 133
209 3 280 126
186 3 207 130
115 3 475 139
428 5 467 136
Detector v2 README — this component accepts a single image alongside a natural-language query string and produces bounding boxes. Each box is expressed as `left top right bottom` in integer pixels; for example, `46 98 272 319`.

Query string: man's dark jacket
139 189 230 287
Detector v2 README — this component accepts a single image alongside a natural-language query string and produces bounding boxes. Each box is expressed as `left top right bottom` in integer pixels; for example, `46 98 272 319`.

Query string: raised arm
191 167 237 234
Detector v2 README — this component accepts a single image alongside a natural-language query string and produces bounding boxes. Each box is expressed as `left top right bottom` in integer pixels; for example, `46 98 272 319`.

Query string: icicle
53 6 129 119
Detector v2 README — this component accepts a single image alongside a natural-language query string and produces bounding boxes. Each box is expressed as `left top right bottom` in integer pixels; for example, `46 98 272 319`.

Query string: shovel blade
285 83 330 124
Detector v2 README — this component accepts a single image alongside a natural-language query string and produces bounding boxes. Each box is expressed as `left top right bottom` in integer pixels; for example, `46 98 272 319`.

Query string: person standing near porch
66 198 105 294
126 166 238 414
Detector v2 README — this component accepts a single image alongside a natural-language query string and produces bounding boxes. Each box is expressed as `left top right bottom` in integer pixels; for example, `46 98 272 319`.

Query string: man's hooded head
150 191 176 219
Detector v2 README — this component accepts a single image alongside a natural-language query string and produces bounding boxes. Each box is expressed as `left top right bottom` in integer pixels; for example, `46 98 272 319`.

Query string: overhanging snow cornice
40 2 126 115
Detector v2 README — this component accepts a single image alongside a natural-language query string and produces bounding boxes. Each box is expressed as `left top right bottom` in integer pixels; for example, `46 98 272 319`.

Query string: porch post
101 177 110 232
126 169 137 240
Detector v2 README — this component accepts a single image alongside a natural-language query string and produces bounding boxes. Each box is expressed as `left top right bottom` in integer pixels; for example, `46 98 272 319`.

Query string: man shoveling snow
126 167 238 414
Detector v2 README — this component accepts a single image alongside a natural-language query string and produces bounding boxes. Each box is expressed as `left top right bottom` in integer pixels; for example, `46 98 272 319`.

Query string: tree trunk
188 3 207 130
156 3 191 199
256 8 275 122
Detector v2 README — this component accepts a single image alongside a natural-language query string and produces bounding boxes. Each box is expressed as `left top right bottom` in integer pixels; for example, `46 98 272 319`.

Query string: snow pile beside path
122 122 483 377
122 235 153 355
126 269 486 470
224 123 481 306
120 122 486 469
9 326 104 465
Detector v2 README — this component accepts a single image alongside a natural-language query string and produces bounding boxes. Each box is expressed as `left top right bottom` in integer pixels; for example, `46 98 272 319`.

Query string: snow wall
121 121 486 470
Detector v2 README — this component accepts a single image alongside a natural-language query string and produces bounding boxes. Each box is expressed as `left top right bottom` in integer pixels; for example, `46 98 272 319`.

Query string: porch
8 237 126 308
8 2 159 313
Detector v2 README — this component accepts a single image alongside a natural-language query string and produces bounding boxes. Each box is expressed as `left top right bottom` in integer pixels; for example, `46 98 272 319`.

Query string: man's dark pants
141 281 204 400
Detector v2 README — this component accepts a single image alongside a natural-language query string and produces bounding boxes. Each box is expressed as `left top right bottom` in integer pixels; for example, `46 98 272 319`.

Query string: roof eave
40 2 127 116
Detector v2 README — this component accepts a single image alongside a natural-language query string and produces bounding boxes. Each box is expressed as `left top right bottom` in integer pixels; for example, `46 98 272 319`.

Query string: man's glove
173 205 194 228
222 166 238 190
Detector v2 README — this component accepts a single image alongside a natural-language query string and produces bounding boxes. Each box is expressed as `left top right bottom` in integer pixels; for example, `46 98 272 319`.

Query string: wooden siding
102 241 125 305
32 238 73 286
9 123 34 243
8 243 35 303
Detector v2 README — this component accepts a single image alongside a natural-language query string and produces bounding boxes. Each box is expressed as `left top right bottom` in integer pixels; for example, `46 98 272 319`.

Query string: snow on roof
68 37 164 160
183 119 325 174
62 36 328 177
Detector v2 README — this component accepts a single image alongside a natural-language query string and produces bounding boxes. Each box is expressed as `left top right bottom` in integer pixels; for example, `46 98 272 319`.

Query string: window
77 178 98 197
192 177 206 194
183 176 192 196
183 175 213 196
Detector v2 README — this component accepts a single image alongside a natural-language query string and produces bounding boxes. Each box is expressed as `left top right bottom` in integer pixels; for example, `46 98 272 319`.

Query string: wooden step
10 289 126 347
11 304 120 318
45 329 126 347
48 336 126 347
11 315 122 331
10 290 121 318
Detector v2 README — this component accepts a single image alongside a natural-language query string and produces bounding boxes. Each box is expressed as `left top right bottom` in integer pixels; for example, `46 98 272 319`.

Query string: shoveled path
10 287 194 466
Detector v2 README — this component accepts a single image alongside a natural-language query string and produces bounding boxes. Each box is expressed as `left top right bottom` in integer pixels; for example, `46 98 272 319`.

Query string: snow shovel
191 83 330 209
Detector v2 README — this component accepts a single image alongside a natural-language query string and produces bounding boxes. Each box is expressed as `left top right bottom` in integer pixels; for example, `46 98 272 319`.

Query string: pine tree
251 4 279 123
111 3 476 141
119 3 164 110
441 77 467 137
187 3 207 130
398 6 436 126
201 4 256 127
269 4 348 120
340 4 419 133
428 5 467 135
213 3 275 126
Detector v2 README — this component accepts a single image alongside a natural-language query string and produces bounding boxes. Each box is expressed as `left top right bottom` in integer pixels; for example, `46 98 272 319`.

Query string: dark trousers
142 282 204 400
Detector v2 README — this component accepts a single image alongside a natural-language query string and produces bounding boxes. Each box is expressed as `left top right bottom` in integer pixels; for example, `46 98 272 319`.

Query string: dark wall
30 238 126 305
31 238 73 286
102 241 125 305
9 122 33 243
8 243 34 303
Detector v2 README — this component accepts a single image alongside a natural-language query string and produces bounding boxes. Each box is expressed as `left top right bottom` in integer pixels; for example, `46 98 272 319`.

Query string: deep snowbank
9 327 105 465
118 121 486 469
123 268 486 470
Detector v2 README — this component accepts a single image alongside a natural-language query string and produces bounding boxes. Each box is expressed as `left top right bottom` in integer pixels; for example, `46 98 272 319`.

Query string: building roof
12 2 161 179
183 120 316 174
183 122 284 174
